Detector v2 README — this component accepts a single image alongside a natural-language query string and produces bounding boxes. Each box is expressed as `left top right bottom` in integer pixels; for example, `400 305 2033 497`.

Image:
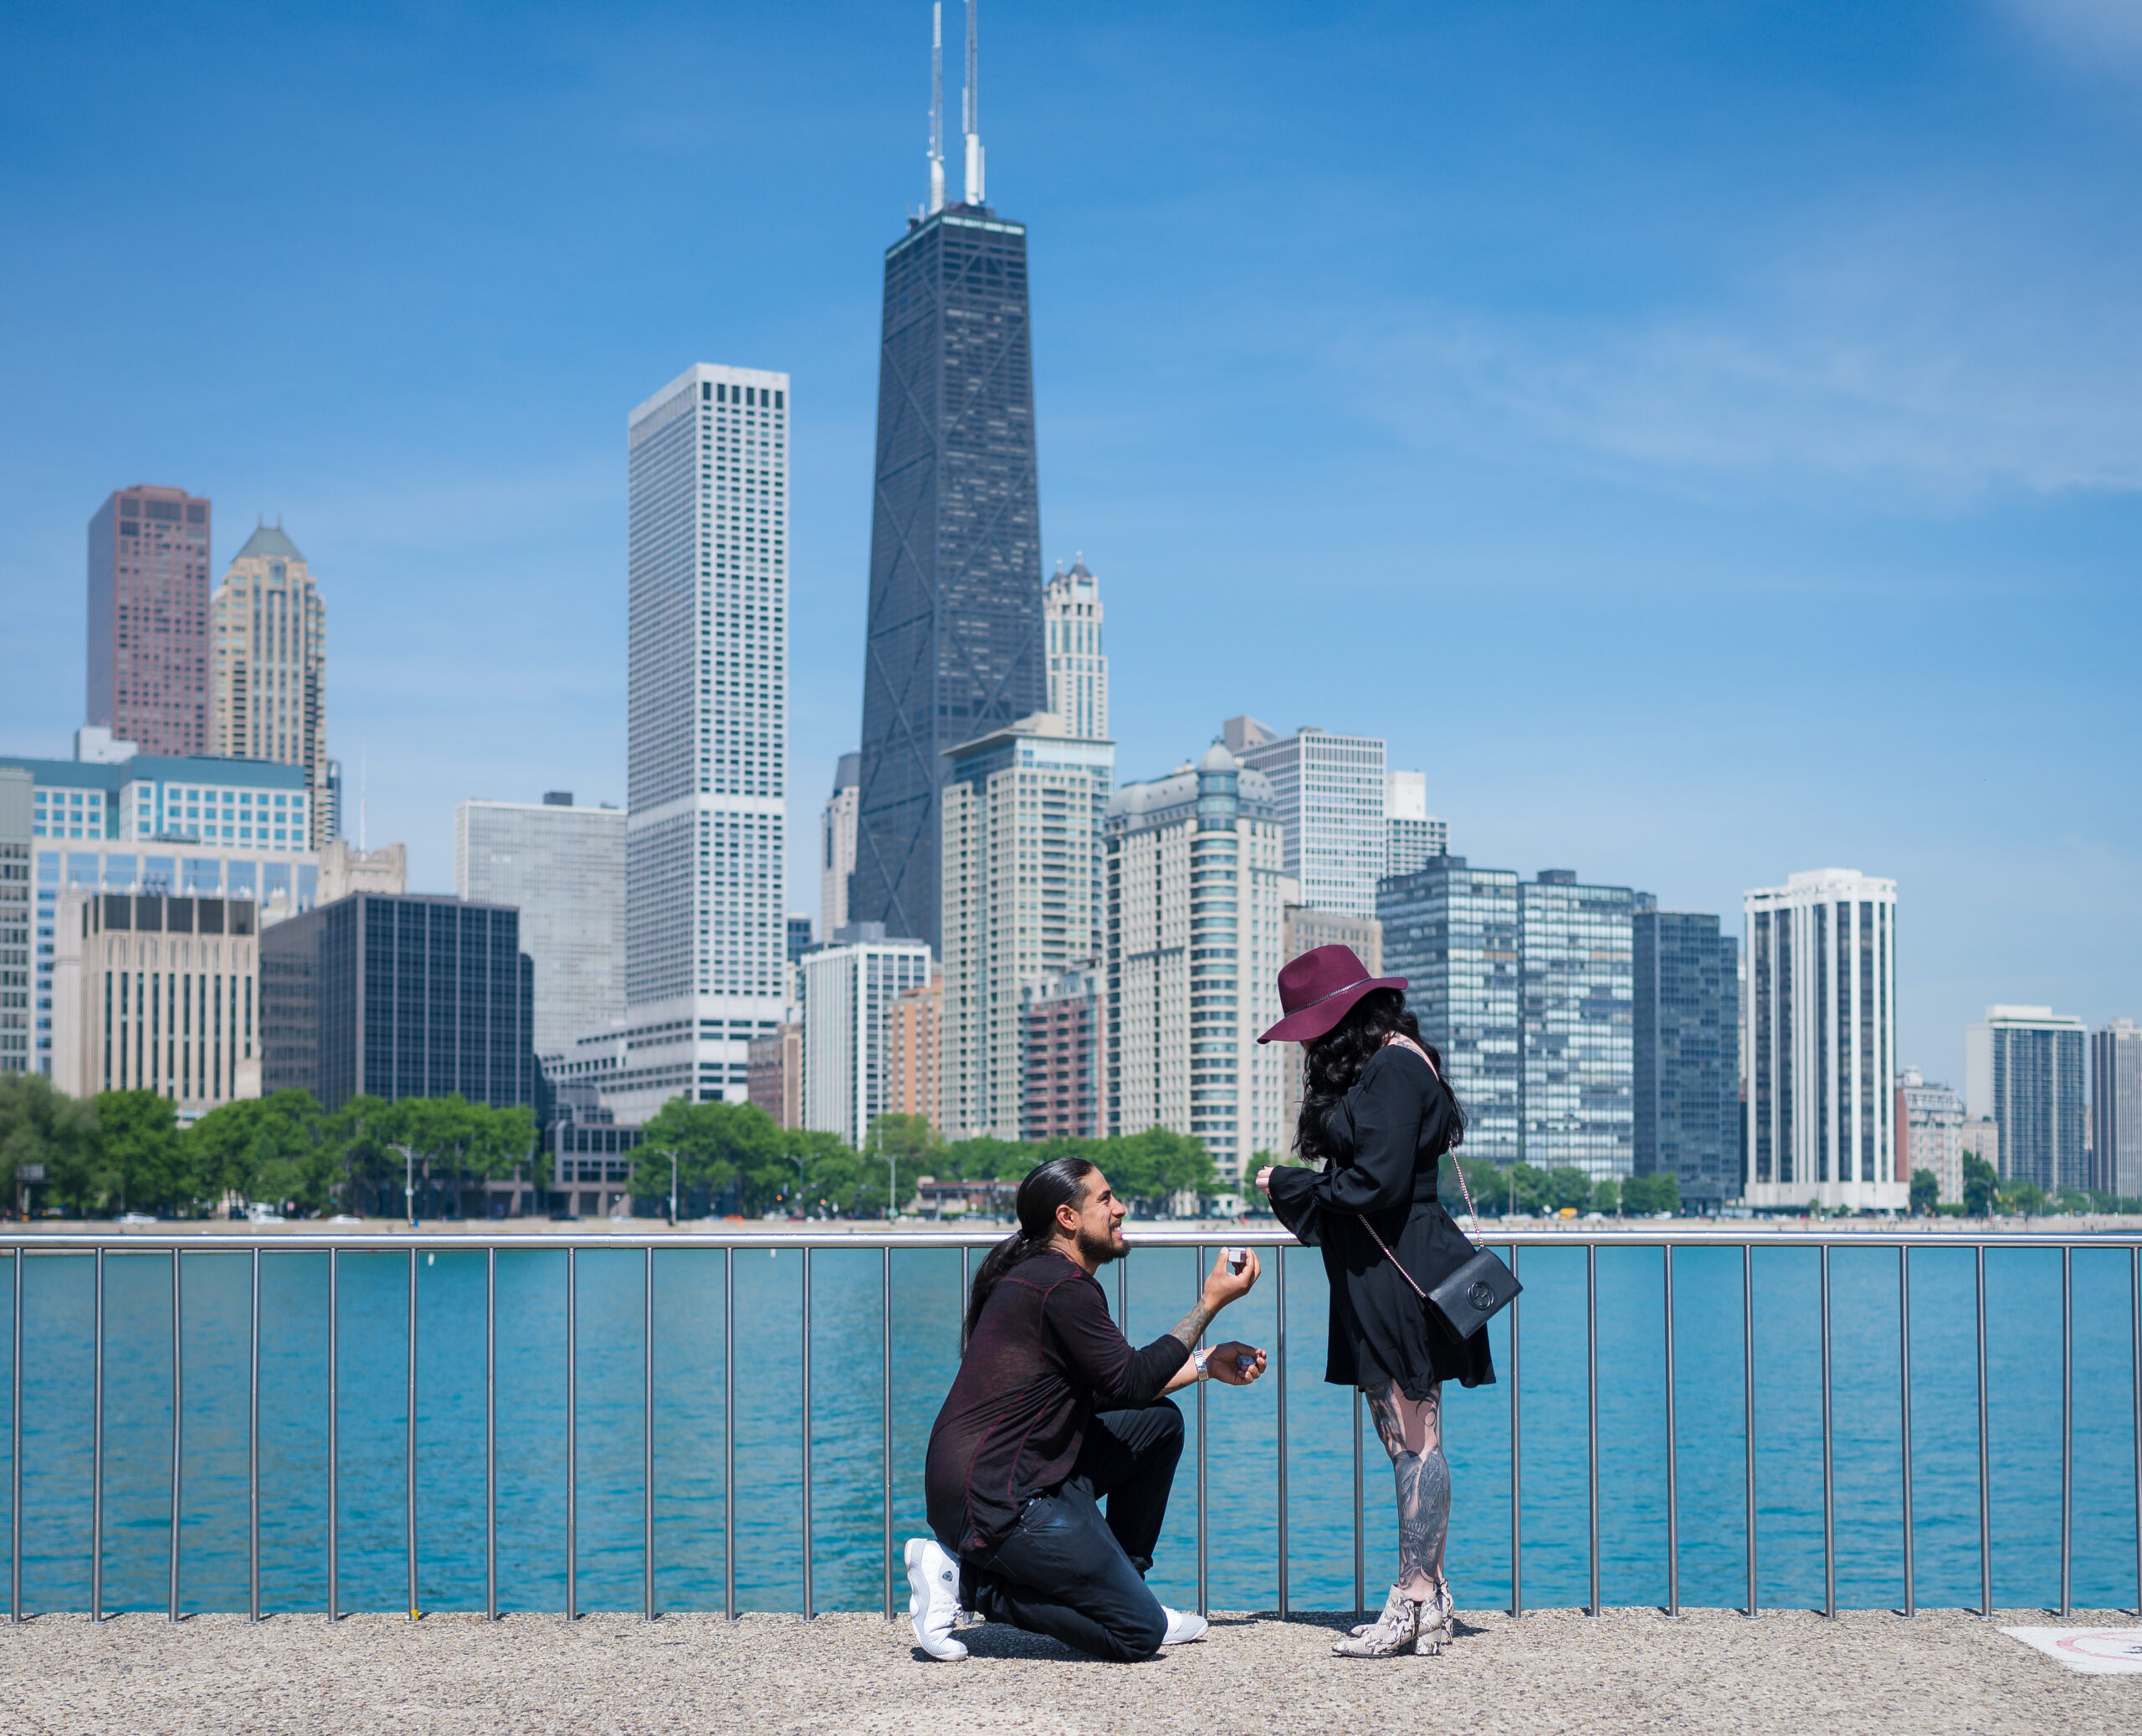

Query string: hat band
1284 972 1373 1019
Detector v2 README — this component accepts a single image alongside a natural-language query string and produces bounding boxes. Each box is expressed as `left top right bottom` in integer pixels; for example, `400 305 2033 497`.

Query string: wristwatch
1192 1349 1211 1381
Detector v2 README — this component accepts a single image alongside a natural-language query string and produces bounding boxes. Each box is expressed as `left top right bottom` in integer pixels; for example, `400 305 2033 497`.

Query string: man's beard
1077 1223 1126 1267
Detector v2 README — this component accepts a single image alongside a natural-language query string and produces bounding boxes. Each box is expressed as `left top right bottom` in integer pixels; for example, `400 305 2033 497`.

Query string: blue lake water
2 1238 2137 1616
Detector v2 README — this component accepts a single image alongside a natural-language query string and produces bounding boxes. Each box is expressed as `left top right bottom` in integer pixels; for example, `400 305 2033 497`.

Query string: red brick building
1021 963 1102 1142
88 485 213 755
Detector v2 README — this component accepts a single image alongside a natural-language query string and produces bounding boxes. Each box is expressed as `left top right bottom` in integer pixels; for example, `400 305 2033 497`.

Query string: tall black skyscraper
852 2 1043 952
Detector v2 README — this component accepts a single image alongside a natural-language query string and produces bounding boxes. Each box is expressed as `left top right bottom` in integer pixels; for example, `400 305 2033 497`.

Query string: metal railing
4 1226 2140 1623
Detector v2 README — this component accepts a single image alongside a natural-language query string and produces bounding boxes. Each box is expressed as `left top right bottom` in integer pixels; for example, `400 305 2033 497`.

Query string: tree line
0 1074 535 1219
627 1104 1220 1220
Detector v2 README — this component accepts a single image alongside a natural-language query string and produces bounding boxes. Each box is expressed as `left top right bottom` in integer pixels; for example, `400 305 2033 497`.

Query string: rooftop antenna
961 0 984 207
928 4 945 214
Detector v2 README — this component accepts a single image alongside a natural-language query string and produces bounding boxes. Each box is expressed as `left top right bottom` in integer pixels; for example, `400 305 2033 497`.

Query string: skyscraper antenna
961 0 984 207
928 3 945 214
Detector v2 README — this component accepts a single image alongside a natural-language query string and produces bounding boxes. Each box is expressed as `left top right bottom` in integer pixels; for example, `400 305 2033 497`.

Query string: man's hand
1207 1342 1266 1386
1200 1247 1258 1313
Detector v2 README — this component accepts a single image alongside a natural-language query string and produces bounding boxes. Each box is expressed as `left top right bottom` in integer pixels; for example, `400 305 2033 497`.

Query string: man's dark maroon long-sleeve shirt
925 1248 1190 1558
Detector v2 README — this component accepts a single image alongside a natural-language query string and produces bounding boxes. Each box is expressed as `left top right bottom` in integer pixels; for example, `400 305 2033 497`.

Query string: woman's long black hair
965 1155 1099 1339
1294 987 1465 1164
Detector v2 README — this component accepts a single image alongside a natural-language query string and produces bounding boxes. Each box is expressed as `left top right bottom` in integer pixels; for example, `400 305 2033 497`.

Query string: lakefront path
4 1605 2137 1733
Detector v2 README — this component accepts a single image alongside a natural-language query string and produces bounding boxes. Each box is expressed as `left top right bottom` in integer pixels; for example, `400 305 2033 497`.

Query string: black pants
959 1399 1184 1662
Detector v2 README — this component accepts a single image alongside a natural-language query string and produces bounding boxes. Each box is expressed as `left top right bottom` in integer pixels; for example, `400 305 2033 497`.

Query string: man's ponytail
963 1156 1099 1340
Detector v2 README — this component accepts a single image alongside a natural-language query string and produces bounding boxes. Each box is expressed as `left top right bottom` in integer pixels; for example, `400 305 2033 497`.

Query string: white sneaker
1160 1605 1208 1646
904 1537 968 1661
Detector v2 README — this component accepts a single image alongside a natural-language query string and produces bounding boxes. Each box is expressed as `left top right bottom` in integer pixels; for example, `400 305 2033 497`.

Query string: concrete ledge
3 1605 2138 1733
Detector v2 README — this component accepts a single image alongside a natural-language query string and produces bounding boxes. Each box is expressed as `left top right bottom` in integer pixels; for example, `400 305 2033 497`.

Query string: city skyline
2 2 2138 1080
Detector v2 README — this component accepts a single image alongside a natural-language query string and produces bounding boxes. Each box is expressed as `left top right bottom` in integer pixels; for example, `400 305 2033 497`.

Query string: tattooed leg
1363 1379 1449 1605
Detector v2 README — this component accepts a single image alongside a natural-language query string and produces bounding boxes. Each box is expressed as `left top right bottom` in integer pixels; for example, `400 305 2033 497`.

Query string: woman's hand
1207 1342 1266 1386
1255 1166 1275 1191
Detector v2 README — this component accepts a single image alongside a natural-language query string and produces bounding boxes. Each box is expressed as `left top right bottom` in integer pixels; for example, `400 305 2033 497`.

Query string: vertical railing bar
406 1247 418 1623
1743 1240 1757 1620
724 1247 735 1623
1114 1249 1125 1334
566 1244 576 1623
2133 1243 2141 1620
8 1250 19 1624
1976 1240 1991 1618
1900 1242 1914 1618
168 1248 181 1624
1586 1241 1598 1618
963 1244 974 1351
248 1246 260 1623
881 1243 893 1623
802 1244 813 1621
1821 1242 1834 1620
2061 1242 2073 1620
1509 1242 1522 1620
91 1246 104 1623
643 1243 655 1623
1195 1242 1207 1619
1351 1385 1364 1616
1276 1242 1289 1622
1663 1242 1678 1618
327 1247 338 1623
486 1247 497 1623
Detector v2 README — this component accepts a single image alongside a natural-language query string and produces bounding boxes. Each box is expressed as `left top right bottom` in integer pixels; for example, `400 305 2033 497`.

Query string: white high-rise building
454 794 627 1060
1044 559 1107 741
563 365 788 1122
1383 768 1447 879
1228 718 1386 918
940 712 1113 1140
821 752 859 942
1105 744 1288 1183
1897 1068 1967 1206
800 925 932 1151
1744 868 1904 1211
1966 1005 2088 1194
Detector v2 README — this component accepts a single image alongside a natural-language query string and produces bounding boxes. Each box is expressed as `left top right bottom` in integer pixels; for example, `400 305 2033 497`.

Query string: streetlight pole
404 1145 416 1227
669 1150 679 1227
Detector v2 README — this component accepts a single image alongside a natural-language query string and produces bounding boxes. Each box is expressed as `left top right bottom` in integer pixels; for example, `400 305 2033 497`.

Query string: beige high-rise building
888 970 943 1127
1105 743 1288 1181
51 888 261 1114
940 713 1113 1141
1044 559 1106 741
211 524 332 846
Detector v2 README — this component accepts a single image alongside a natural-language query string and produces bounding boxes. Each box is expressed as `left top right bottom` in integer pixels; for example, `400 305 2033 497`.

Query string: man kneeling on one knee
907 1157 1266 1662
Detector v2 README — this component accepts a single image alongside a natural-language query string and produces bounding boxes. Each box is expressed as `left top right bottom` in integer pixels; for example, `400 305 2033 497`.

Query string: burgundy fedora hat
1258 945 1408 1045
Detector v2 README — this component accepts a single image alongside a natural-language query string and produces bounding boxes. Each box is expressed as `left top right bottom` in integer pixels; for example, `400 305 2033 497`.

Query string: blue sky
3 0 2137 1079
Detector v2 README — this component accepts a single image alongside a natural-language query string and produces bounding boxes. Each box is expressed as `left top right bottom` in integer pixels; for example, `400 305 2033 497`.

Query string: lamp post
403 1145 416 1227
669 1150 679 1227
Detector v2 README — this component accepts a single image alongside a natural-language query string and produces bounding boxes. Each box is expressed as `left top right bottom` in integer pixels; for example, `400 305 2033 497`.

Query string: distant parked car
244 1203 285 1224
116 1212 156 1226
548 1210 581 1222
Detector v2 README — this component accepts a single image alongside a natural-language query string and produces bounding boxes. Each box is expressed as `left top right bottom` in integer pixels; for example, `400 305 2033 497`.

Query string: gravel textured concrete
5 1605 2139 1733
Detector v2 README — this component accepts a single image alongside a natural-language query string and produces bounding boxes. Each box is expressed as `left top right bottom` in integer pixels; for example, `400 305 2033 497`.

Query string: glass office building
1377 858 1521 1165
852 202 1044 955
260 890 535 1113
1518 871 1637 1182
1633 907 1740 1208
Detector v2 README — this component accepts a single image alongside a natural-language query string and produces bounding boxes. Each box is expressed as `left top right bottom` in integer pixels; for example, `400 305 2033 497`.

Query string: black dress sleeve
1268 1048 1438 1225
1040 1273 1190 1406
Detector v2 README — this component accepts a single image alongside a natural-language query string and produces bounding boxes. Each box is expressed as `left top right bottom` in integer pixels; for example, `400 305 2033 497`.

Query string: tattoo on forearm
1365 1379 1449 1602
1167 1301 1217 1351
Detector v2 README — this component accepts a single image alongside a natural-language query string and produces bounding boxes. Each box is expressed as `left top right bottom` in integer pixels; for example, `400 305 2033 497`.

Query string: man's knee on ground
1102 1596 1169 1660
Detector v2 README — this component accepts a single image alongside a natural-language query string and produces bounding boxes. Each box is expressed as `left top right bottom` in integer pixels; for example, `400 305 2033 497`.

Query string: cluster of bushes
0 1074 533 1219
627 1104 1220 1219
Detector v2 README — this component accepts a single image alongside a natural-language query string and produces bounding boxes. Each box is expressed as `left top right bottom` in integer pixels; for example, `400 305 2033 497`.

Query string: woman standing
1255 945 1493 1659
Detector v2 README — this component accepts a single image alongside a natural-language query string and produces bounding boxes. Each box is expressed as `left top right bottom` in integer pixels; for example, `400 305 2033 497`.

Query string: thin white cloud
2000 0 2142 78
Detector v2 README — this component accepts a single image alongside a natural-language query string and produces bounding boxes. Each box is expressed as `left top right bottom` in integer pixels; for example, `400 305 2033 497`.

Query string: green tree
631 1097 786 1214
1961 1153 1998 1217
90 1089 188 1216
1591 1177 1621 1216
1622 1173 1680 1215
1909 1168 1940 1216
0 1073 100 1216
1998 1177 2045 1216
1545 1167 1593 1215
188 1091 336 1216
327 1096 399 1215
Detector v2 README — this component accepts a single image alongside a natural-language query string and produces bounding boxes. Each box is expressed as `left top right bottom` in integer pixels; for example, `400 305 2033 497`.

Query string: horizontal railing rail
4 1226 2140 1626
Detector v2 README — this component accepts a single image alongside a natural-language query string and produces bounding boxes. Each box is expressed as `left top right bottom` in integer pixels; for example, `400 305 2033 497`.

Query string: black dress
1265 1044 1496 1397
